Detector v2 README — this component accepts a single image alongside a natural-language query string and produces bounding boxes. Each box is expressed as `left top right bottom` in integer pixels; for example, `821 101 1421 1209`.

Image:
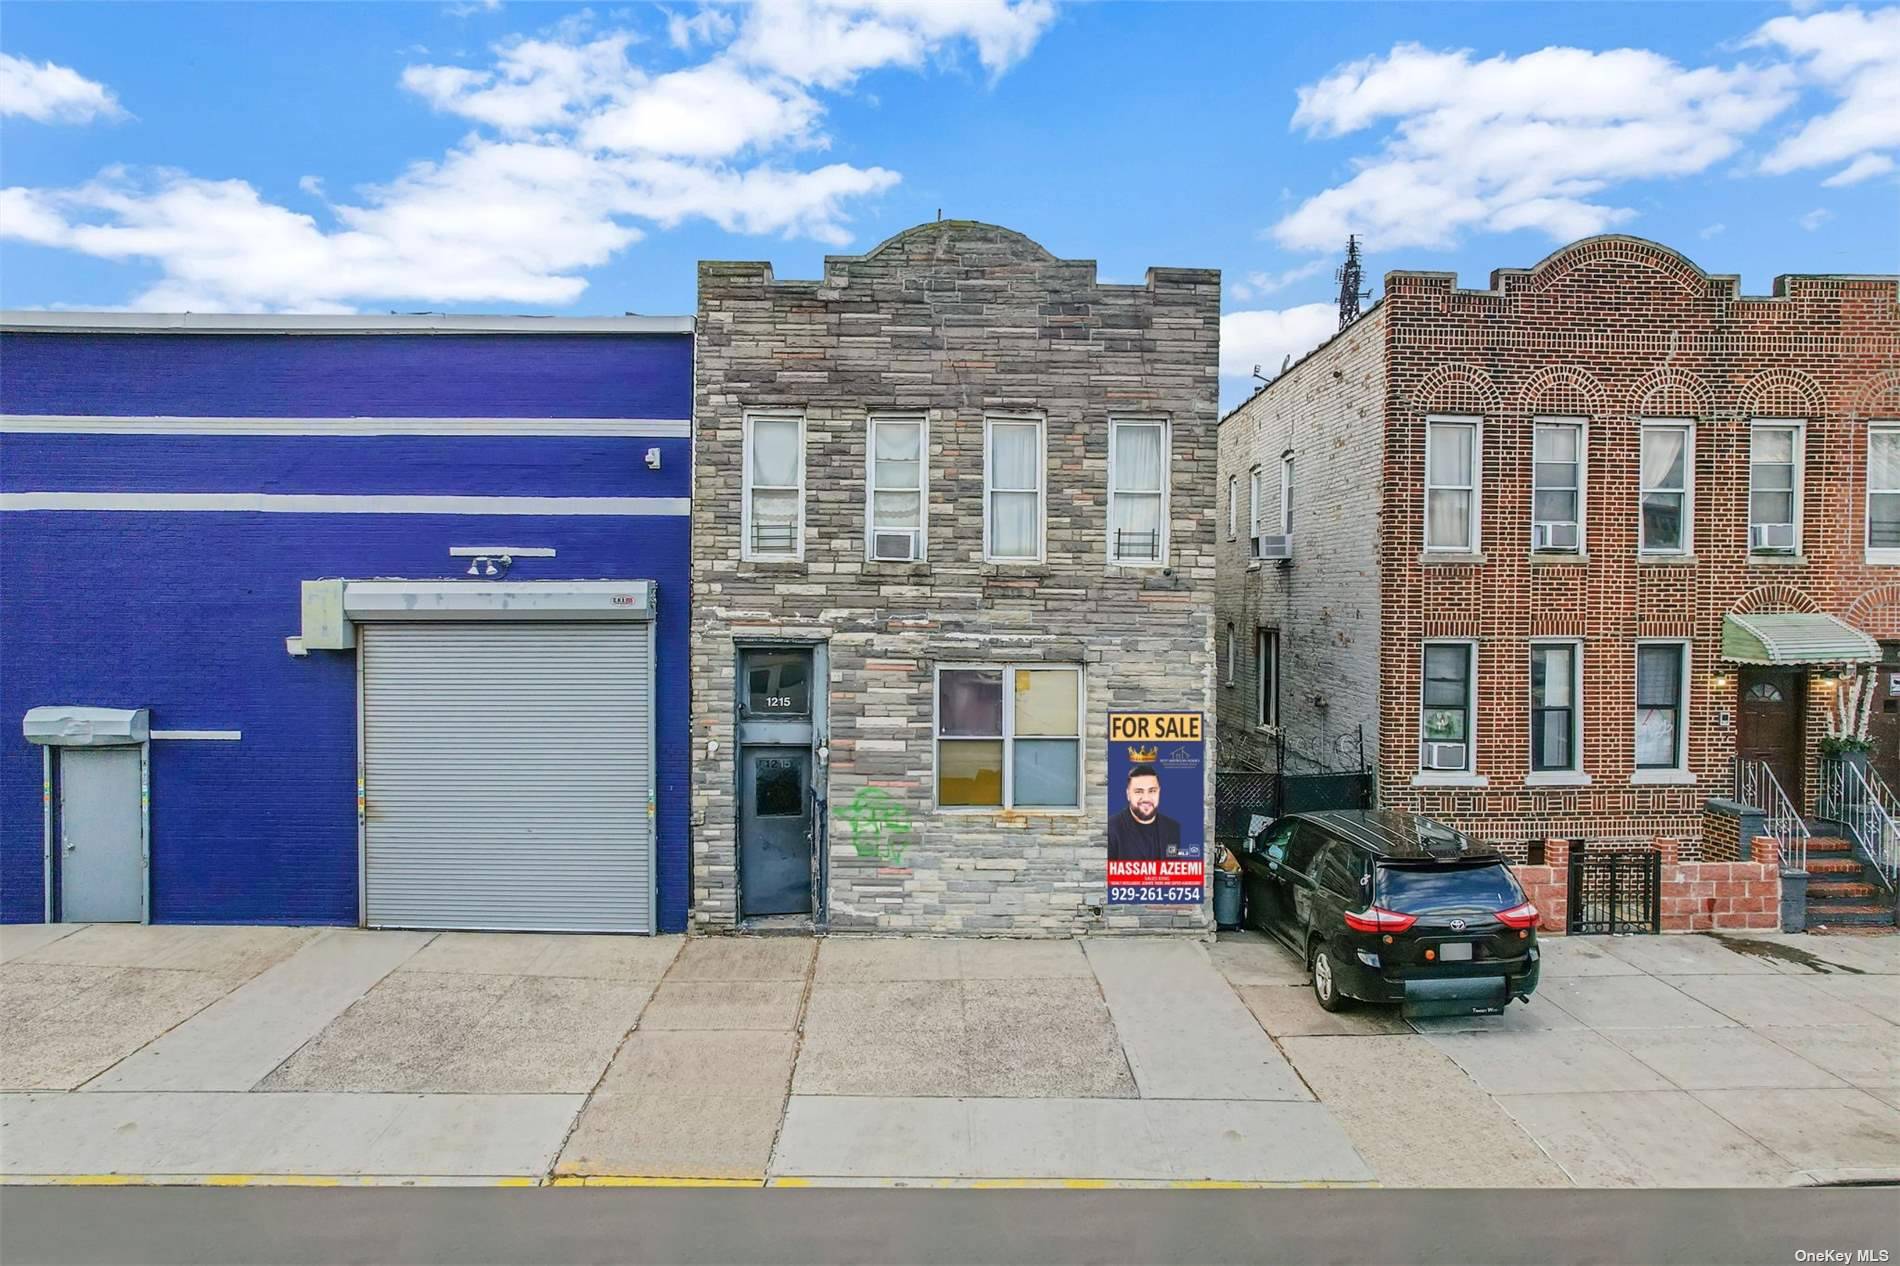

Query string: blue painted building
2 313 694 932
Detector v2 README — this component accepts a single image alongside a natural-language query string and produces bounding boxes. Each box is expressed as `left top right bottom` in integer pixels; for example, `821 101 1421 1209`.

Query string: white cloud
0 52 125 123
1798 206 1833 231
1273 42 1795 253
1752 6 1900 185
1699 222 1726 239
733 0 1057 89
666 6 736 51
1219 303 1338 384
1227 259 1328 302
2 2 1051 311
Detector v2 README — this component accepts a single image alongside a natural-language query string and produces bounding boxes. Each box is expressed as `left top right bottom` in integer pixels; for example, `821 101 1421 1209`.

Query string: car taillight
1344 906 1417 934
1494 901 1539 929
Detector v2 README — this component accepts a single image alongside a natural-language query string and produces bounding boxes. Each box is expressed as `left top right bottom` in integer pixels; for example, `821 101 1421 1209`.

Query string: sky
2 1 1896 409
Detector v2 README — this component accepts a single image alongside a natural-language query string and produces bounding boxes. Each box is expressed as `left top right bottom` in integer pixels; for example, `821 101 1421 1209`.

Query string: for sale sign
1105 712 1205 906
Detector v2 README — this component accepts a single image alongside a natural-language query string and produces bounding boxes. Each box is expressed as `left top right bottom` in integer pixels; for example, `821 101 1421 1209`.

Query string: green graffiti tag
839 785 914 865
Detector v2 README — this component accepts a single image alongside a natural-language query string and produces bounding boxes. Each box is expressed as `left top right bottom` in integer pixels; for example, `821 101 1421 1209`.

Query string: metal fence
1214 728 1370 848
1567 844 1662 935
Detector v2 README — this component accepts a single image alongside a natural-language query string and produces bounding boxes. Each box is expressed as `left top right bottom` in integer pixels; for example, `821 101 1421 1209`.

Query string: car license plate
1439 942 1473 962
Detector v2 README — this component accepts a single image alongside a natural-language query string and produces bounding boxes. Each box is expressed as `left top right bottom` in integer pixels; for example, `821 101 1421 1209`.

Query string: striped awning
1722 613 1880 666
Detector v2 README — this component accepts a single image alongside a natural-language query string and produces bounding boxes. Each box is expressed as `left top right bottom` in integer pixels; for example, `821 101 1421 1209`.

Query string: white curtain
874 422 921 490
750 419 801 487
1115 424 1163 493
990 424 1039 556
1426 491 1471 548
1873 431 1900 490
1642 427 1685 491
1427 424 1473 487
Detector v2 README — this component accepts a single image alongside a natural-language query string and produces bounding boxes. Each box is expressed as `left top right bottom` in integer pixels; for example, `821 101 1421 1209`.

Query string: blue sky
3 1 1896 407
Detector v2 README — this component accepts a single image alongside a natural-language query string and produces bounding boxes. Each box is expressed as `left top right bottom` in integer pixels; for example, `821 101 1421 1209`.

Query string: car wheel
1311 944 1350 1012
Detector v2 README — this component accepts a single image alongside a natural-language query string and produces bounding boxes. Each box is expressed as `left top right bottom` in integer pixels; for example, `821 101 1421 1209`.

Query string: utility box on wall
300 579 354 650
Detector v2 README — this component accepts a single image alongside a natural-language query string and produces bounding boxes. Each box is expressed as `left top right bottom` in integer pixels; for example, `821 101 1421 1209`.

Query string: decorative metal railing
1818 758 1900 891
1735 758 1809 873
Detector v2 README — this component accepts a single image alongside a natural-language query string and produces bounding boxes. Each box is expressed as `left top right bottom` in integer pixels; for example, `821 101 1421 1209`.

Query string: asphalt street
2 1187 1896 1266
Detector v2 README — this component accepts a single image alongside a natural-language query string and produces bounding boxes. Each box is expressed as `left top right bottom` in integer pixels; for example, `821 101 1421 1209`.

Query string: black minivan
1234 810 1540 1018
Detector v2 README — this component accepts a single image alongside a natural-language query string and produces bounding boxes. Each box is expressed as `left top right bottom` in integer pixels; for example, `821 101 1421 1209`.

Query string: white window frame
1424 416 1482 553
932 662 1084 813
1866 422 1900 564
864 413 928 563
1531 418 1587 555
1255 628 1279 730
1227 475 1239 541
1632 638 1693 782
1527 638 1587 784
1225 623 1236 687
1748 419 1805 556
741 411 805 562
1279 452 1294 537
1107 416 1170 566
1639 419 1695 556
1414 638 1484 786
1248 466 1263 559
983 414 1045 564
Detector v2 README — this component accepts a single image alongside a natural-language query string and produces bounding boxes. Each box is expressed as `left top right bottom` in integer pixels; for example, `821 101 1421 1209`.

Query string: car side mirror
1265 842 1285 871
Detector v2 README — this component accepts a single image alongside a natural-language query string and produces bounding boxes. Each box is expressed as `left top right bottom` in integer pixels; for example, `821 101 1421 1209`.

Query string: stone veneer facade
691 221 1220 933
1219 235 1900 858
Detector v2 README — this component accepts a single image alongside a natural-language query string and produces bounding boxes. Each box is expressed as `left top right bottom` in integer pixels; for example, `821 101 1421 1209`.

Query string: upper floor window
1279 453 1295 537
867 415 925 563
1869 424 1900 562
1256 628 1280 728
743 413 804 561
1425 418 1480 552
1532 420 1583 554
985 416 1043 562
1109 418 1167 564
936 665 1081 810
1248 466 1264 559
1749 421 1803 555
1226 475 1238 541
1419 641 1475 773
1224 623 1236 687
1640 421 1691 554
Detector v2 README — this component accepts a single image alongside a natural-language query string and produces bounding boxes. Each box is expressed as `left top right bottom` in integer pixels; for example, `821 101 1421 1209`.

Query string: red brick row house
1217 235 1898 926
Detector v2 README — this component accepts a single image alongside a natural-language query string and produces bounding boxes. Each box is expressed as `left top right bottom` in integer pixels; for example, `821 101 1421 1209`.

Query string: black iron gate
1567 846 1662 935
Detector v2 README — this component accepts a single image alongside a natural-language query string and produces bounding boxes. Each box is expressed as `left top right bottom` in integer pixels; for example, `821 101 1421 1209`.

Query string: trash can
1213 870 1243 929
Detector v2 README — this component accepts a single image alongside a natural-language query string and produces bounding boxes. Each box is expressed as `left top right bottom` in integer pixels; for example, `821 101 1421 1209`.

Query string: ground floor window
1420 642 1474 772
1636 642 1688 769
936 664 1082 809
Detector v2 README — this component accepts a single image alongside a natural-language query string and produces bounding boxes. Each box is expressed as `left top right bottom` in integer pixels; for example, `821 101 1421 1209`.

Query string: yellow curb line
4 1174 542 1189
549 1176 764 1188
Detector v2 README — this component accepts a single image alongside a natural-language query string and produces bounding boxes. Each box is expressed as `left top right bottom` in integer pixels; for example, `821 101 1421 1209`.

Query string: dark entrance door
739 747 812 917
1868 644 1900 790
1738 667 1806 808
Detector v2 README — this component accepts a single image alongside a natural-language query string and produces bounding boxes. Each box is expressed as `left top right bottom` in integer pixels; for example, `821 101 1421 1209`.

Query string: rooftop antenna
1335 235 1370 331
1252 363 1269 385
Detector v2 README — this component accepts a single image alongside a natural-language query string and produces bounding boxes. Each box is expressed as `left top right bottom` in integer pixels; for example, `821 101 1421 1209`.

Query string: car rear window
1376 862 1523 914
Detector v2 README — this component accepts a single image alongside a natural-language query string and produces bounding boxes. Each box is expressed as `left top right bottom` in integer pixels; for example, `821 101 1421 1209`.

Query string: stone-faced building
691 220 1220 934
1218 236 1900 878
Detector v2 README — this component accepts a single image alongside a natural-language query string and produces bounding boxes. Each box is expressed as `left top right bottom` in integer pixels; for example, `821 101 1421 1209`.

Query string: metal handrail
1819 757 1900 892
1735 758 1810 873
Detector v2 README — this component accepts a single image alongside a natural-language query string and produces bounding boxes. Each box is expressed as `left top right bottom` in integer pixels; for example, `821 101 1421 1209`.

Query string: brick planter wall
1513 835 1780 935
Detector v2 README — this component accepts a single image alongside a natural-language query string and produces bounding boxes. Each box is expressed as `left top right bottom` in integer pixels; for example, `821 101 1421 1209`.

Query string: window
1868 425 1900 560
741 650 811 718
1639 422 1692 553
935 665 1081 810
985 417 1043 562
1532 420 1583 553
1225 623 1236 687
1109 418 1167 563
1530 642 1580 772
742 414 804 560
1419 642 1474 772
1279 453 1294 536
1425 418 1480 552
1749 422 1802 554
1636 643 1688 770
867 416 925 562
1226 475 1238 541
1256 629 1279 728
1248 467 1263 558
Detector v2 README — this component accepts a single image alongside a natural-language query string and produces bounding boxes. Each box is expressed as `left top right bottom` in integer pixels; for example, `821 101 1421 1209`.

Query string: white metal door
360 622 655 932
58 747 145 922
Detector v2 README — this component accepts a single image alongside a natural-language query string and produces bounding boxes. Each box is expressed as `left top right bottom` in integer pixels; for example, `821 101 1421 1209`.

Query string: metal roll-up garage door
360 621 654 932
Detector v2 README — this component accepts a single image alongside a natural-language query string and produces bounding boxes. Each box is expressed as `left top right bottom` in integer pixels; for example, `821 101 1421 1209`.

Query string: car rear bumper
1337 953 1540 1016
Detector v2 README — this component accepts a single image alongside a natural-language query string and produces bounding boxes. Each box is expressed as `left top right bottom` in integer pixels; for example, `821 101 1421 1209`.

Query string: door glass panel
743 651 811 717
754 757 805 817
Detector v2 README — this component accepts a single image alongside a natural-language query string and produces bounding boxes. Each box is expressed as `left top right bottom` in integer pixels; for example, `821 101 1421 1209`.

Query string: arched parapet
1738 367 1827 420
1407 363 1500 416
1514 364 1612 418
1632 368 1713 419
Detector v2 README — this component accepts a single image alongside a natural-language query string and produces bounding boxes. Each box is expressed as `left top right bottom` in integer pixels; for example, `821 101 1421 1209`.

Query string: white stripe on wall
150 730 243 741
1 493 691 516
1 415 691 438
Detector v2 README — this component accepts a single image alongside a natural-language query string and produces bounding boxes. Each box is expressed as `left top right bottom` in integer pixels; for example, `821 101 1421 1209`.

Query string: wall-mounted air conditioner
1751 522 1795 552
1257 535 1293 561
1533 521 1579 552
1422 741 1468 771
872 529 920 562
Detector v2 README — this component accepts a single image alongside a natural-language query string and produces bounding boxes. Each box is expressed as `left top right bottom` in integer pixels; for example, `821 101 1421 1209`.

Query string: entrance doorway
1868 644 1900 791
1738 667 1806 808
735 646 821 921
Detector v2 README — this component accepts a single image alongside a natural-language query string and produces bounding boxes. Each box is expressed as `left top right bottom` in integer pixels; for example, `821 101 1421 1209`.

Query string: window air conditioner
1533 521 1579 552
1250 534 1265 559
1257 534 1294 561
1422 742 1468 771
1751 522 1795 552
872 529 919 562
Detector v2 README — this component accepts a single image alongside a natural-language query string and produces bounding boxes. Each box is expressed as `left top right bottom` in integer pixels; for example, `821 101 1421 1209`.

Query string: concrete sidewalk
2 922 1896 1187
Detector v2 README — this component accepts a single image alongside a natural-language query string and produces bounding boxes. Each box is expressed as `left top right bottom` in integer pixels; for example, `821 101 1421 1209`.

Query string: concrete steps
1800 831 1896 931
